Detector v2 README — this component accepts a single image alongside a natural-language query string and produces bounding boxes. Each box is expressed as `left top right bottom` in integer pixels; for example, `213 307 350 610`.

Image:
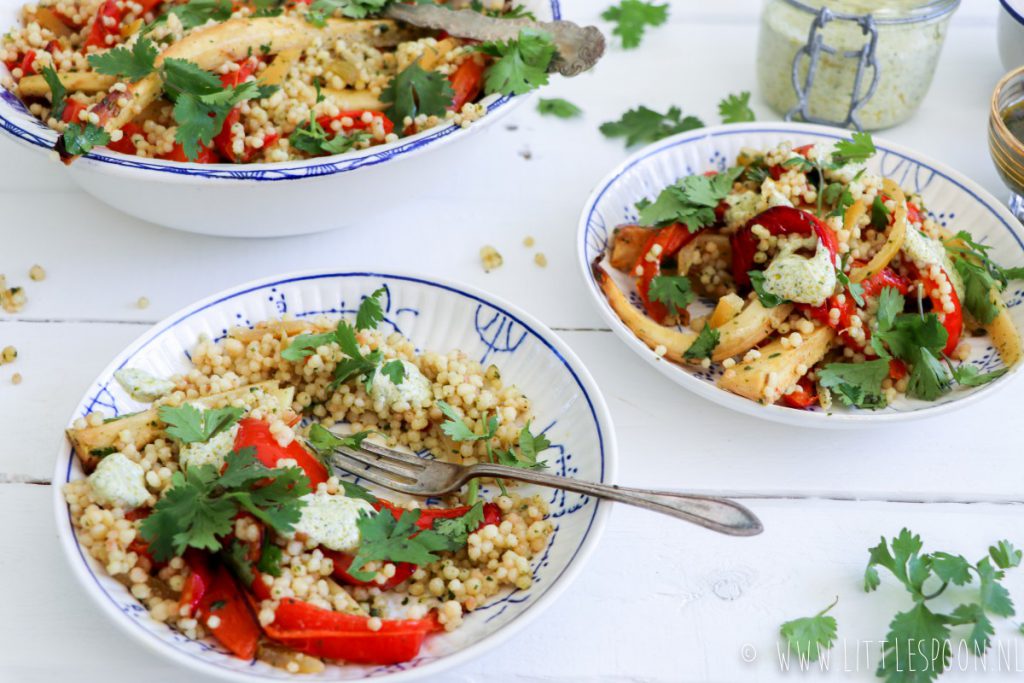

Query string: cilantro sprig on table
600 105 703 147
601 0 668 49
866 531 1022 682
158 404 245 444
636 165 742 229
281 287 405 391
478 28 557 97
380 61 454 132
139 447 309 561
718 91 755 123
537 97 581 119
779 532 1022 682
779 597 838 662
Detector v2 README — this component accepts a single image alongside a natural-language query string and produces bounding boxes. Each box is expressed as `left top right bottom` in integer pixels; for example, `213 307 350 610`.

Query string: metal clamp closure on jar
786 6 880 130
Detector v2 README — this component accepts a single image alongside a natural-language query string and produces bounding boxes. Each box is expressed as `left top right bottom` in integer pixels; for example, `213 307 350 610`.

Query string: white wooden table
3 1 1023 681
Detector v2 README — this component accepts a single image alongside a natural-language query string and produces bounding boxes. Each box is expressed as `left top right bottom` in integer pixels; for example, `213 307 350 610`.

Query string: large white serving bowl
577 122 1024 429
0 1 554 238
53 270 616 681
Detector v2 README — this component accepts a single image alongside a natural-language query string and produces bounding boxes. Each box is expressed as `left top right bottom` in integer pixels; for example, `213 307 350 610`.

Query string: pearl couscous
596 135 1022 411
63 288 554 671
2 0 531 163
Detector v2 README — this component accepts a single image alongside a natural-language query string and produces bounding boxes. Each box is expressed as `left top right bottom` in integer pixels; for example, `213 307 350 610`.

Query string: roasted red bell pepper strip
448 58 484 111
781 376 817 409
198 563 261 660
16 50 37 76
84 0 122 50
60 98 88 125
233 418 328 490
731 206 839 288
219 57 259 88
159 142 220 163
262 598 440 664
632 223 702 323
105 122 144 155
180 550 214 616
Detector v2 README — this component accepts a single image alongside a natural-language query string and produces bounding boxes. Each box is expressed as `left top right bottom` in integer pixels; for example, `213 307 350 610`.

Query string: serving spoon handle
383 3 605 76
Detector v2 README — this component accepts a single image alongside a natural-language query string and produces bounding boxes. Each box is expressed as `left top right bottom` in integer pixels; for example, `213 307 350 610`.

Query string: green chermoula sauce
757 0 957 129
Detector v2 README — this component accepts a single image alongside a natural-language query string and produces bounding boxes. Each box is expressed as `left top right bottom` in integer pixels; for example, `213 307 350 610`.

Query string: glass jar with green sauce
757 0 960 130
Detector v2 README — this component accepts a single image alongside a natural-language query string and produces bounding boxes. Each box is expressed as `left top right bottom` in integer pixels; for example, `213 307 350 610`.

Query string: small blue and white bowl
577 122 1024 428
54 270 616 681
0 0 556 237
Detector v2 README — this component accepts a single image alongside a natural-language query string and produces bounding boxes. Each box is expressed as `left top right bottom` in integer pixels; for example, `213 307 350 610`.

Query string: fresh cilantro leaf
347 508 449 581
835 261 865 307
162 57 222 98
288 108 370 156
380 359 406 385
870 195 890 231
637 166 742 228
949 363 1007 388
779 597 838 662
876 286 905 331
818 359 889 409
256 537 283 576
437 400 493 442
718 91 755 124
281 331 337 362
355 287 386 331
430 502 484 550
171 92 225 160
647 274 694 316
750 270 785 308
537 97 581 118
224 539 255 585
827 187 855 218
158 404 244 444
307 0 388 20
470 0 535 19
88 37 158 82
949 603 994 655
148 0 231 32
139 463 235 560
62 122 110 156
517 421 551 469
41 66 66 119
832 131 875 165
478 28 556 96
600 105 704 147
340 479 378 503
683 323 719 361
742 160 769 185
601 0 668 49
320 129 369 155
878 602 951 682
990 541 1022 569
906 347 951 401
954 258 1000 325
930 552 972 586
306 423 373 458
380 60 454 130
977 557 1015 618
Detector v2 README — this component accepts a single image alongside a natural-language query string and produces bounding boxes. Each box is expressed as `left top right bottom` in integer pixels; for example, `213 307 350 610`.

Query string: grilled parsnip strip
718 323 835 404
322 87 384 111
67 381 294 472
711 299 793 362
56 17 408 160
18 71 116 97
850 179 907 283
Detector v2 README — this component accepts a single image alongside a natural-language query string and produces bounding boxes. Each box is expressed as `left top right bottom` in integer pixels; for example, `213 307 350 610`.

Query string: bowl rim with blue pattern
52 269 616 681
577 121 1024 428
0 0 557 183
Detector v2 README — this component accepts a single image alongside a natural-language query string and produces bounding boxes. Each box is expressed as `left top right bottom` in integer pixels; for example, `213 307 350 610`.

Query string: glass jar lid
781 0 960 24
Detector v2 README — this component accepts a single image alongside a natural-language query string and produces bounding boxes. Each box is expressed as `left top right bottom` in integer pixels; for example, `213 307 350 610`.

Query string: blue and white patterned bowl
52 270 616 681
0 0 557 237
577 122 1024 428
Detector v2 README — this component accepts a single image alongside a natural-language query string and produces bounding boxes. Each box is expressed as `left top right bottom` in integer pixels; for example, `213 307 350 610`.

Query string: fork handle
467 464 763 537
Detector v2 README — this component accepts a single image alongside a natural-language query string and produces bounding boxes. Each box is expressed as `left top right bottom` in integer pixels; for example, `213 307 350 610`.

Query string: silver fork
324 440 763 537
